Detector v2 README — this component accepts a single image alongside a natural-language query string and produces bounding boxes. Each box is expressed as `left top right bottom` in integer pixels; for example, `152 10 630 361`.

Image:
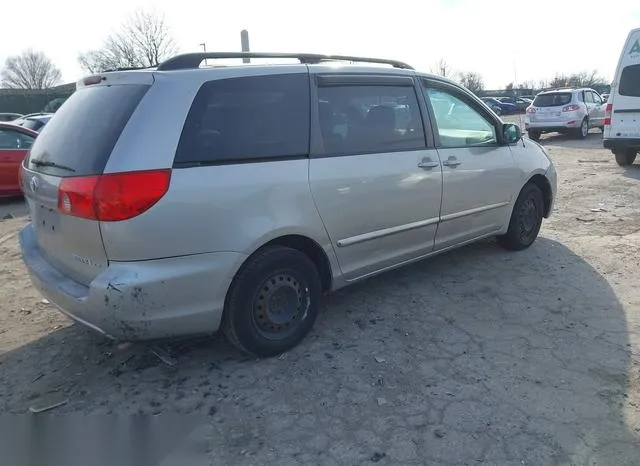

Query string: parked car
0 122 38 197
525 88 606 141
481 97 517 115
604 27 640 166
496 97 532 113
19 52 557 357
14 113 53 132
0 113 23 122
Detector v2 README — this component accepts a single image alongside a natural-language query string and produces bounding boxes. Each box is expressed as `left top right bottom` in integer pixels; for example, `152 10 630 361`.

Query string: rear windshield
27 84 149 176
21 118 48 131
619 64 640 97
533 93 572 107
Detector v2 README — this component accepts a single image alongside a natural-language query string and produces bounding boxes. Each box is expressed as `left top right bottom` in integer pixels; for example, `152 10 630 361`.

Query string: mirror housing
503 123 522 145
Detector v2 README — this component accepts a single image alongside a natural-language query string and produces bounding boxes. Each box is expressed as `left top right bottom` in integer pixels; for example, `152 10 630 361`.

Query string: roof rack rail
156 52 414 71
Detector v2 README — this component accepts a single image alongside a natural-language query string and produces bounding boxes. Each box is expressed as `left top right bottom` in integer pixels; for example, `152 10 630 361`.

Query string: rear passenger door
309 74 442 280
421 79 520 249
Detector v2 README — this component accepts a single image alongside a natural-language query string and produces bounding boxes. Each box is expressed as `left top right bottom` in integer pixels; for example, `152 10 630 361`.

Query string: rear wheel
222 246 322 357
527 130 541 142
498 183 544 251
577 118 589 139
614 150 638 167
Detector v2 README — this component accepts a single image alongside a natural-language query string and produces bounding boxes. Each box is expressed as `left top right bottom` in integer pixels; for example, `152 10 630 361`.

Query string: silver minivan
19 53 557 357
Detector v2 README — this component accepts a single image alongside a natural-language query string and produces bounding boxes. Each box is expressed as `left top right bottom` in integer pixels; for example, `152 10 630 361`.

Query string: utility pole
241 30 250 63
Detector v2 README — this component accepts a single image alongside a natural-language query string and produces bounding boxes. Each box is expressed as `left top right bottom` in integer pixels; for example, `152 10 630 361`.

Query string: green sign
631 39 640 54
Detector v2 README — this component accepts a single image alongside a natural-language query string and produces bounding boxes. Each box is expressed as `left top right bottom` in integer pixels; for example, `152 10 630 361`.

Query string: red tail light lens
604 103 613 126
58 169 171 221
526 107 536 114
562 104 580 112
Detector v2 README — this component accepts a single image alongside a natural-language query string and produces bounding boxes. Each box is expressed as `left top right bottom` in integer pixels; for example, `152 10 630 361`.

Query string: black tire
577 118 589 139
614 150 638 167
527 130 541 142
222 246 322 357
599 126 605 133
498 183 544 251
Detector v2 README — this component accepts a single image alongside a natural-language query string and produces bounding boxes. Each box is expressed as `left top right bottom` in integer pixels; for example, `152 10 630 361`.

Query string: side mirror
503 123 522 144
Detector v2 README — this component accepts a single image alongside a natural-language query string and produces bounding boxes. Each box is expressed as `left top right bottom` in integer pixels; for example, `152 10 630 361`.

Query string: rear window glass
533 93 572 107
174 74 310 166
619 64 640 97
27 84 149 176
21 118 47 131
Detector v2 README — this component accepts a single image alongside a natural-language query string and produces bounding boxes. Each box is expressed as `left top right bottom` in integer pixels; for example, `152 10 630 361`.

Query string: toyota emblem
29 176 40 193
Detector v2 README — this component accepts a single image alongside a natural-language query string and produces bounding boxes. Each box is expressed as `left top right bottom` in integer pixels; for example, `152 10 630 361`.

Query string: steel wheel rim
252 272 310 340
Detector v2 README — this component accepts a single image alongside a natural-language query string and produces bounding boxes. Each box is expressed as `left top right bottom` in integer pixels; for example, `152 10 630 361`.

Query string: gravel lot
1 121 640 465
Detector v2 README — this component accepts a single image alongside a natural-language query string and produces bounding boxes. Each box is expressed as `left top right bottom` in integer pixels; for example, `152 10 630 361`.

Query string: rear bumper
525 120 580 131
20 224 246 341
603 138 640 151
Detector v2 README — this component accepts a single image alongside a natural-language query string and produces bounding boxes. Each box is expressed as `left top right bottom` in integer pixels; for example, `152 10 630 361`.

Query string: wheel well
527 174 552 217
263 235 332 292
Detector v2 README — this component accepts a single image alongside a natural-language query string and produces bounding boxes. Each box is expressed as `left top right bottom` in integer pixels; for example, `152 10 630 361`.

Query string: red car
0 122 38 197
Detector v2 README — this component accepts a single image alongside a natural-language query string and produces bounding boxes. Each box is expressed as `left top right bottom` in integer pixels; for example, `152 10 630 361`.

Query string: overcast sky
1 0 639 88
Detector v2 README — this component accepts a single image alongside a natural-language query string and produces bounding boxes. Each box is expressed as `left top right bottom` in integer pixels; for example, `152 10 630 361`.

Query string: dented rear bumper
20 224 246 341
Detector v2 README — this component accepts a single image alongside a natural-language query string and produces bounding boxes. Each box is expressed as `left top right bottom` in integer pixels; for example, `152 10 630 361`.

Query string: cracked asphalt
1 124 639 465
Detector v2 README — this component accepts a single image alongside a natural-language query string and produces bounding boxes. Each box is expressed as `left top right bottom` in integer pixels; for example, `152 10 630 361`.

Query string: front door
421 80 520 250
0 128 32 195
309 74 442 280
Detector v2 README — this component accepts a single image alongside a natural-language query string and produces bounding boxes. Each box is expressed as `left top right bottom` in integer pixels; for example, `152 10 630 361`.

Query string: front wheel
614 150 638 167
498 183 544 251
222 246 322 357
577 118 589 139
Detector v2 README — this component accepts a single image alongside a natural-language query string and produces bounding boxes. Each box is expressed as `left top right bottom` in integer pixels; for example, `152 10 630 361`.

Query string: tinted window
0 129 33 150
27 84 149 176
426 88 497 148
533 93 572 107
174 74 310 165
620 64 640 97
317 85 425 155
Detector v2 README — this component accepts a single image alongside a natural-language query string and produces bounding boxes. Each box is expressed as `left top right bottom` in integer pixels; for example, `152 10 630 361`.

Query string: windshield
533 93 572 107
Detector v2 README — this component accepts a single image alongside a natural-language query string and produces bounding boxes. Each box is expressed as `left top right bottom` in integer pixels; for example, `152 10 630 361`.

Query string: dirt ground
1 123 640 465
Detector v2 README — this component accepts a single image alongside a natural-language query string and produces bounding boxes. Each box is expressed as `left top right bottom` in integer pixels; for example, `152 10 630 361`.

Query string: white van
604 28 640 166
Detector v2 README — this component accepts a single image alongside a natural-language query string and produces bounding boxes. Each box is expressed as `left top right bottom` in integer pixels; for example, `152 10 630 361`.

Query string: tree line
0 16 610 93
0 11 176 90
431 59 609 95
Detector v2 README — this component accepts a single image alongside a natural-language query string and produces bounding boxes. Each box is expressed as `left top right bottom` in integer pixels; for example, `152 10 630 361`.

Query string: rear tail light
562 104 580 112
604 103 613 126
526 107 536 114
58 169 171 221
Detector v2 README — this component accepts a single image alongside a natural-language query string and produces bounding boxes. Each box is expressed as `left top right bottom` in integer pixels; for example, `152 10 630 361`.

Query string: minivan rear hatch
21 74 152 286
611 63 640 137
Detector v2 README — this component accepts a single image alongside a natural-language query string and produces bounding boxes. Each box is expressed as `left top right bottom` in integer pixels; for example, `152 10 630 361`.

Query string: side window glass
0 129 21 149
584 92 594 103
18 133 34 149
425 88 497 148
317 85 425 155
175 74 310 165
591 92 602 105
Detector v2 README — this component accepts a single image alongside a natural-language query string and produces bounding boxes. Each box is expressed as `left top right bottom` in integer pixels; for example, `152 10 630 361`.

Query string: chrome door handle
443 158 462 168
417 160 440 170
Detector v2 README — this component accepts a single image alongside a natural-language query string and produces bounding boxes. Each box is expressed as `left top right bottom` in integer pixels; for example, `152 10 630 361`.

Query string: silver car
19 52 557 357
524 88 606 141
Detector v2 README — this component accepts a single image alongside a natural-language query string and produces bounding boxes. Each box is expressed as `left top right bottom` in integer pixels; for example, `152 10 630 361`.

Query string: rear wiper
30 159 76 172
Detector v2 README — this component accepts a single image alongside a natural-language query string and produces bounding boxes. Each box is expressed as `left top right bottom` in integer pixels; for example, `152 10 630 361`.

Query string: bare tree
431 59 458 80
78 10 178 73
459 71 484 94
1 50 62 89
567 70 607 87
